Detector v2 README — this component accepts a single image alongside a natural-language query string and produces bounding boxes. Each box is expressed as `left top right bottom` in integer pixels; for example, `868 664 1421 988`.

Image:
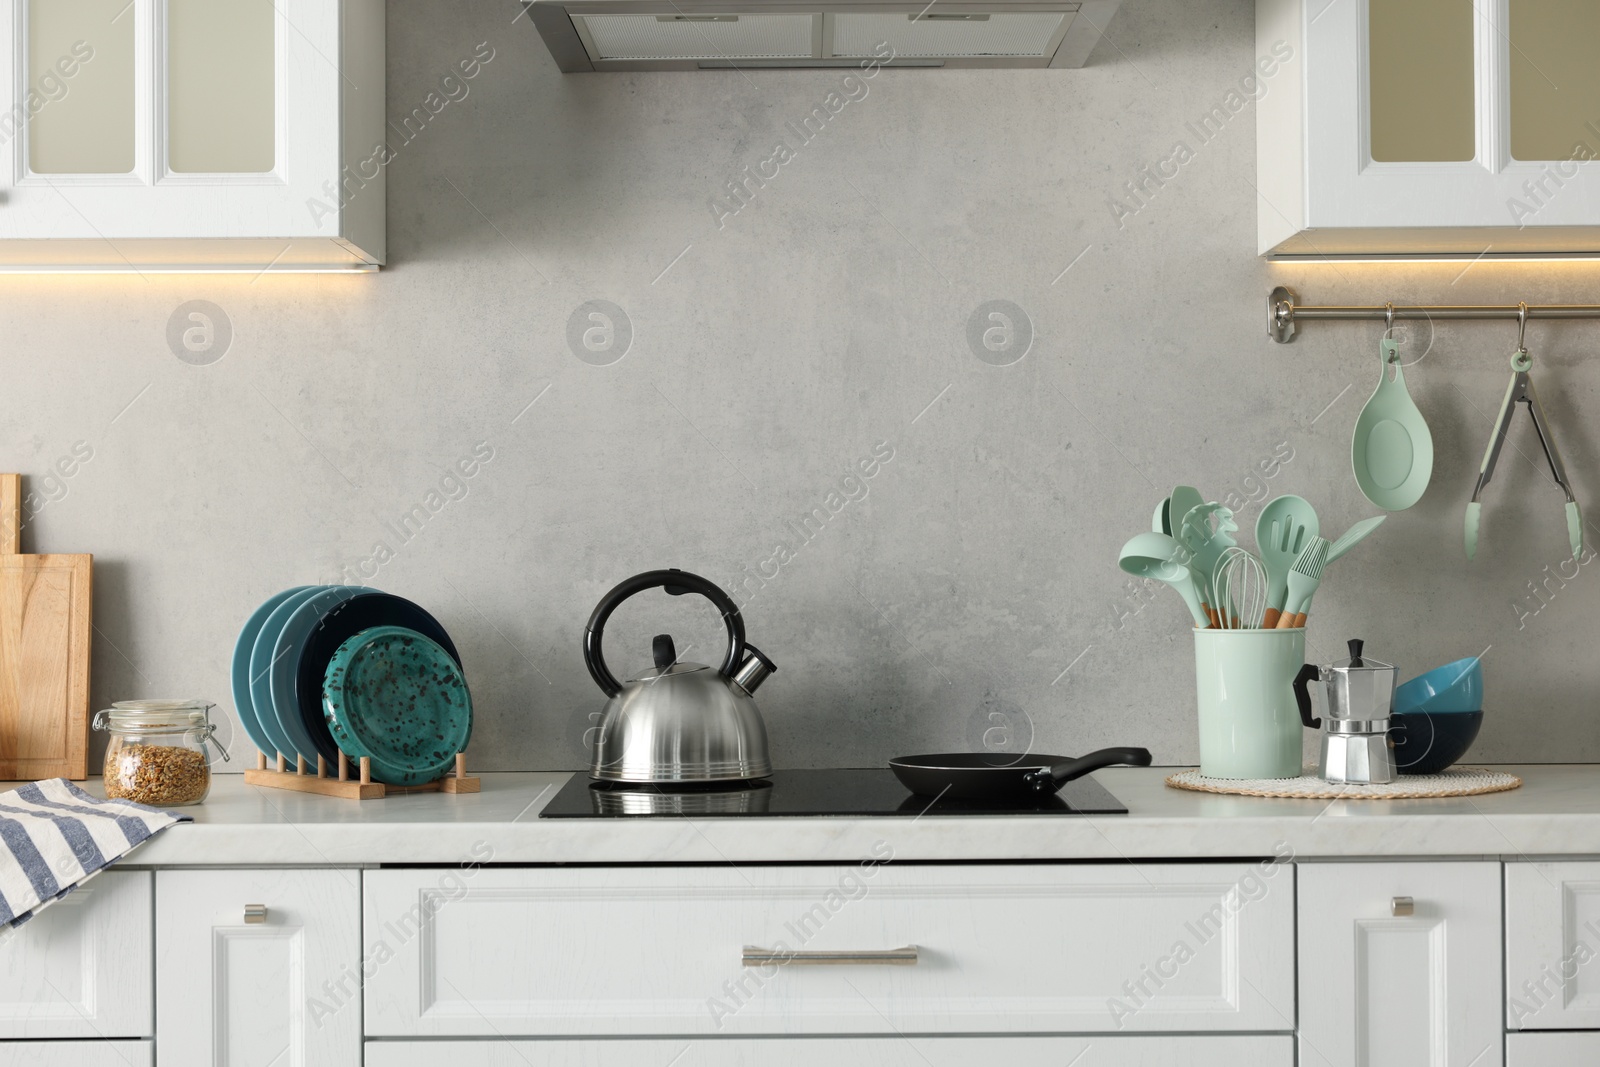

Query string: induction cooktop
538 768 1129 818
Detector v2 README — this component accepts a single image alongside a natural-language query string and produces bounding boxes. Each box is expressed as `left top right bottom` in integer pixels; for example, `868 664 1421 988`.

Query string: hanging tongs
1464 305 1583 560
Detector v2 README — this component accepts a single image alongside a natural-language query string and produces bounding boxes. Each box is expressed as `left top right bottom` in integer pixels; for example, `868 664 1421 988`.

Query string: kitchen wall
8 0 1600 773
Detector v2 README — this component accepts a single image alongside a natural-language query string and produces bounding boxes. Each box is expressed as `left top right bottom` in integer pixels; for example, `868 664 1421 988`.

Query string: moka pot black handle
1294 663 1323 730
583 569 746 697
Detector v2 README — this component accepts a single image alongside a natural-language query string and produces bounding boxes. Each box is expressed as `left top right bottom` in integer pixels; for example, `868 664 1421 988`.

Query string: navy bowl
1389 710 1484 775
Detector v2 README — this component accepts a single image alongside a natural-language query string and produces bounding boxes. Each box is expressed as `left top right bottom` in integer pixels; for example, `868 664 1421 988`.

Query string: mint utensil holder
1194 628 1306 779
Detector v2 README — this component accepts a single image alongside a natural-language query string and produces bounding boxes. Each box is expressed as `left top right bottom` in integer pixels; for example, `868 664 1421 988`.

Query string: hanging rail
1267 286 1600 344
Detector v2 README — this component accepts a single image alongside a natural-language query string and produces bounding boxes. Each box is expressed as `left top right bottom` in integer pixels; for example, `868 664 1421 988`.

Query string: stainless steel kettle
583 569 776 783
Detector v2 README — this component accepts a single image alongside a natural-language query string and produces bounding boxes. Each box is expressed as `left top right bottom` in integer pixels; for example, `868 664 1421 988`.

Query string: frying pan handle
583 569 746 697
1025 747 1153 792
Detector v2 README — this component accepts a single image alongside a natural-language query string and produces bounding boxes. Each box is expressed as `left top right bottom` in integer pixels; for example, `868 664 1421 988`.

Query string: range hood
522 0 1122 71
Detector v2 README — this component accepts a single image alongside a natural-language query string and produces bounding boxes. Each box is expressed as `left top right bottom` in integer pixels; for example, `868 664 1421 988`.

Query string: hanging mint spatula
1352 338 1434 511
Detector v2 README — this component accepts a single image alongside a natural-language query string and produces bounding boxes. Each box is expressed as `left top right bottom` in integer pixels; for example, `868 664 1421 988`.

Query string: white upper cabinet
0 0 384 271
1257 0 1600 256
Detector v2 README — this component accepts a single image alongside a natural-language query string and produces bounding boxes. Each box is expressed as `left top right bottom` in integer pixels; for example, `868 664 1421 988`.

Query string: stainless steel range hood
522 0 1122 71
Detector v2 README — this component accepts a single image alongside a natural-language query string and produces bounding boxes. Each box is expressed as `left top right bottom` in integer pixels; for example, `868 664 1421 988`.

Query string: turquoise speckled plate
322 626 472 786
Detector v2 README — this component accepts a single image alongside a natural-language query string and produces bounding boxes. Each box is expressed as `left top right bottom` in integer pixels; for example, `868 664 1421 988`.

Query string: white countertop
53 765 1600 867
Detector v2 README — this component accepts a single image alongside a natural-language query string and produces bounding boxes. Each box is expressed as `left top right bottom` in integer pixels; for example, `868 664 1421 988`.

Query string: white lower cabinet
365 1035 1295 1066
1506 861 1600 1030
1506 1031 1600 1066
1298 862 1503 1067
156 868 361 1067
0 869 151 1038
364 862 1296 1036
0 855 1561 1066
0 1040 153 1066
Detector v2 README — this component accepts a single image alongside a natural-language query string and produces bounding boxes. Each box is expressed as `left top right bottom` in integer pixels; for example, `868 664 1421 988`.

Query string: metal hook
1517 302 1529 353
1385 302 1395 332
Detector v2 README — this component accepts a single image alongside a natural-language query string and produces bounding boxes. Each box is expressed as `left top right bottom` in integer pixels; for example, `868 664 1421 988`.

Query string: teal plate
322 626 472 786
232 586 316 758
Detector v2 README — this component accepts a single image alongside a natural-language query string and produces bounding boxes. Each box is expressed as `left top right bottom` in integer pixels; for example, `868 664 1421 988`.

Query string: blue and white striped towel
0 778 190 927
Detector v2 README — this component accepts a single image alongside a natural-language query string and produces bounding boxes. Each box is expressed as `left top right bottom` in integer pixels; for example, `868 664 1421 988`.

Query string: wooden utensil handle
1261 607 1282 628
0 474 19 555
1291 612 1308 628
1274 606 1299 630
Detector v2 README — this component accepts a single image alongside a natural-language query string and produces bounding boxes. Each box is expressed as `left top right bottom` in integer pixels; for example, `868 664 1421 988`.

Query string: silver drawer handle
1391 896 1414 917
244 904 268 924
742 945 918 966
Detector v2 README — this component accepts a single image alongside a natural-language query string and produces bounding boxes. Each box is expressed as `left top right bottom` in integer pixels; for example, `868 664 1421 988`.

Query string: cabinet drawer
1506 861 1600 1030
366 1035 1295 1066
0 870 151 1038
0 1040 152 1066
1507 1031 1600 1066
364 862 1295 1036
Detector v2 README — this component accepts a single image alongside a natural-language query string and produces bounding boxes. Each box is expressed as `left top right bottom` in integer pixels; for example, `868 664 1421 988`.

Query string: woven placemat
1165 766 1521 799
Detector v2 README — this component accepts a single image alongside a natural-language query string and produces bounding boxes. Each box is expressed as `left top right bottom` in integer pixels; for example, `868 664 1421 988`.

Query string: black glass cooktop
539 769 1128 818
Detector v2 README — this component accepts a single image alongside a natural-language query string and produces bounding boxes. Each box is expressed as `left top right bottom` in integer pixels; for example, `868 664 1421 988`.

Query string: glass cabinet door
26 0 136 174
1507 0 1600 162
166 0 275 173
1366 0 1475 163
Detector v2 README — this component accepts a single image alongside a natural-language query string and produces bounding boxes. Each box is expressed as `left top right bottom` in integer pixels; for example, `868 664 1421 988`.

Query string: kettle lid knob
1347 638 1364 666
652 634 678 671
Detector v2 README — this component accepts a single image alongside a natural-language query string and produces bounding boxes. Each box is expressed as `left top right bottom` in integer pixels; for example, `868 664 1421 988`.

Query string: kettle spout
731 645 776 695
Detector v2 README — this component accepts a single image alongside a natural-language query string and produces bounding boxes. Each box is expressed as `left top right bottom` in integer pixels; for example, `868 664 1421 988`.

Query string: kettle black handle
583 569 746 697
1293 663 1322 729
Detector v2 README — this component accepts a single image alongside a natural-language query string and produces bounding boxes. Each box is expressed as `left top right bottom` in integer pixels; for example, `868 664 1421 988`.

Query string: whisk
1212 546 1268 629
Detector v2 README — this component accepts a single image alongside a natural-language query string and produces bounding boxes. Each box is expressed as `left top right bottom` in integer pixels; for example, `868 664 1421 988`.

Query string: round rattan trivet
1165 766 1521 799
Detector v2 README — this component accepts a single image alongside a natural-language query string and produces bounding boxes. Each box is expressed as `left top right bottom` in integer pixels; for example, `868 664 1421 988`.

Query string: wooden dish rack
244 749 480 800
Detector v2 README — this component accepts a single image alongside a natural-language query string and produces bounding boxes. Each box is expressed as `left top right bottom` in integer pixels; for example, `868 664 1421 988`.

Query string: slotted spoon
1256 495 1318 628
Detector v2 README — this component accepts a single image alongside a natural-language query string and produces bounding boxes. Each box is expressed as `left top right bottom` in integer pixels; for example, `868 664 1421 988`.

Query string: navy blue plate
294 593 463 767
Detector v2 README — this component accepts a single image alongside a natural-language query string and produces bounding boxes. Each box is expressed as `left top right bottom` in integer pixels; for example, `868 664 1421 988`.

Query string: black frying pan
889 747 1153 800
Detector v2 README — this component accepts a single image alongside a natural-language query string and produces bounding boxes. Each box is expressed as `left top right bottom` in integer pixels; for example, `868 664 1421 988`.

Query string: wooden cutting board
0 473 93 780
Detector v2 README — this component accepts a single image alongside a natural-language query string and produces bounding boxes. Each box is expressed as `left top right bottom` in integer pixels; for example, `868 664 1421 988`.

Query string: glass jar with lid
94 700 228 806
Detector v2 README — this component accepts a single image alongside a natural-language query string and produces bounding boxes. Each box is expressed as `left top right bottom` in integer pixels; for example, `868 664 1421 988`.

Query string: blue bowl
1393 657 1483 715
1389 710 1483 775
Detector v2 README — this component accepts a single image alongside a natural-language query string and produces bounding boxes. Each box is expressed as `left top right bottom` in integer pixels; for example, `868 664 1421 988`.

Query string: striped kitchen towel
0 778 190 928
